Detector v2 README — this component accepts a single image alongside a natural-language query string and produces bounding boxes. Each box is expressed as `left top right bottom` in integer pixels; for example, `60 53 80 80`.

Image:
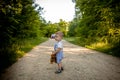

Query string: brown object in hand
50 54 56 64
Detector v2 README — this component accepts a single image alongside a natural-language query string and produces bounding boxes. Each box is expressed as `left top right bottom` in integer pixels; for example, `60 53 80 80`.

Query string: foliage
68 0 120 57
58 19 69 36
43 23 58 37
0 0 46 72
20 37 48 53
67 19 78 37
43 19 69 37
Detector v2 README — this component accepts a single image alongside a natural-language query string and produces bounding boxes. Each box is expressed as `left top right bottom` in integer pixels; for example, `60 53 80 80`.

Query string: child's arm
52 48 62 55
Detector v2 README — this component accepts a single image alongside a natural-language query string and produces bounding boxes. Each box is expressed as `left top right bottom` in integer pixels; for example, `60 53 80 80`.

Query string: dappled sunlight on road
64 47 92 54
25 53 36 57
64 47 89 52
0 39 120 80
63 40 97 55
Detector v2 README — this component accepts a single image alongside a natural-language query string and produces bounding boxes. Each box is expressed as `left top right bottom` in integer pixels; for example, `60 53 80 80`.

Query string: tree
58 19 69 36
0 0 44 71
68 0 120 56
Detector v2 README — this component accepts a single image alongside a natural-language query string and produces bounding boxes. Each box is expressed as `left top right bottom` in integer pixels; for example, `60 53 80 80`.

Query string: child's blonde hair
55 31 64 38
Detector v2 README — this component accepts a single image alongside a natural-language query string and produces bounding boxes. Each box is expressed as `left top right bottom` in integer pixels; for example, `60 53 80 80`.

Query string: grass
64 37 113 55
0 37 48 73
20 37 48 54
14 37 48 59
64 37 86 46
85 42 111 53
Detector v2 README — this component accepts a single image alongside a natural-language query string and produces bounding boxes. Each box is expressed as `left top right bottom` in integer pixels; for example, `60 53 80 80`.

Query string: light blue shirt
54 41 63 59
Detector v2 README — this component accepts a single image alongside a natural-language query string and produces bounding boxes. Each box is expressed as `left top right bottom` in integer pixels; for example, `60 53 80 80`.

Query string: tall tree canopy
68 0 120 56
0 0 45 71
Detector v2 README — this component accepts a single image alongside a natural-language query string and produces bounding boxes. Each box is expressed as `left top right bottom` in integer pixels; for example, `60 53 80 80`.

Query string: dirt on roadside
0 39 120 80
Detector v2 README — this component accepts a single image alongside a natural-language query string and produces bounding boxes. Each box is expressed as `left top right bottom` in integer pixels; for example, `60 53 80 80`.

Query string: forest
68 0 120 57
0 0 120 72
0 0 45 72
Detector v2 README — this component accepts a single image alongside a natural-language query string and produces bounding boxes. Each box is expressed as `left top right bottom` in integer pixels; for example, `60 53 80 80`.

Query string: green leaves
68 0 120 57
0 0 46 71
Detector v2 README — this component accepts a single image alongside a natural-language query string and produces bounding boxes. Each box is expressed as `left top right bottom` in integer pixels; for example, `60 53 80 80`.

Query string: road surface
0 39 120 80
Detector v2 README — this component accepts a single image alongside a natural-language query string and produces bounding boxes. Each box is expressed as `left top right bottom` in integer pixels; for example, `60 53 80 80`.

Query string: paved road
0 39 120 80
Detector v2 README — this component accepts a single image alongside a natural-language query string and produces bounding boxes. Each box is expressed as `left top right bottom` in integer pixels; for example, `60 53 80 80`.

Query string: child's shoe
61 67 64 71
55 69 62 74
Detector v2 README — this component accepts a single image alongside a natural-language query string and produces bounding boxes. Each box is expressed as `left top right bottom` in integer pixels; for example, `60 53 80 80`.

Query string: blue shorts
56 58 62 63
56 51 63 64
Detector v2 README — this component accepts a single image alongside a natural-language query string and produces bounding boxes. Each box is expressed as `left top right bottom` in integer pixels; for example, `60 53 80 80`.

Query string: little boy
52 31 64 74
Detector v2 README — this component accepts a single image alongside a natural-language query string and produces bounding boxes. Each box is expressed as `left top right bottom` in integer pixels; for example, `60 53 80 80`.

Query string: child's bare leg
58 62 62 70
55 62 63 74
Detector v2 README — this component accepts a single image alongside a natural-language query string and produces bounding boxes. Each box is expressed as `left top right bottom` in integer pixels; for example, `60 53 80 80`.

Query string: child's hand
52 51 55 54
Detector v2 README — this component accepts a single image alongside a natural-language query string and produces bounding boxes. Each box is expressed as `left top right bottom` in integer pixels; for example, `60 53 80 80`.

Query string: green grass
64 37 86 46
16 37 48 58
20 37 48 54
64 37 113 56
64 37 77 44
85 42 111 53
0 37 48 73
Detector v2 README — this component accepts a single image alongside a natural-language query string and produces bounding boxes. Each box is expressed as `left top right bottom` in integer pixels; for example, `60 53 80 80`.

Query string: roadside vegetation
65 37 113 56
0 0 48 72
65 0 120 57
0 0 120 73
0 0 69 72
